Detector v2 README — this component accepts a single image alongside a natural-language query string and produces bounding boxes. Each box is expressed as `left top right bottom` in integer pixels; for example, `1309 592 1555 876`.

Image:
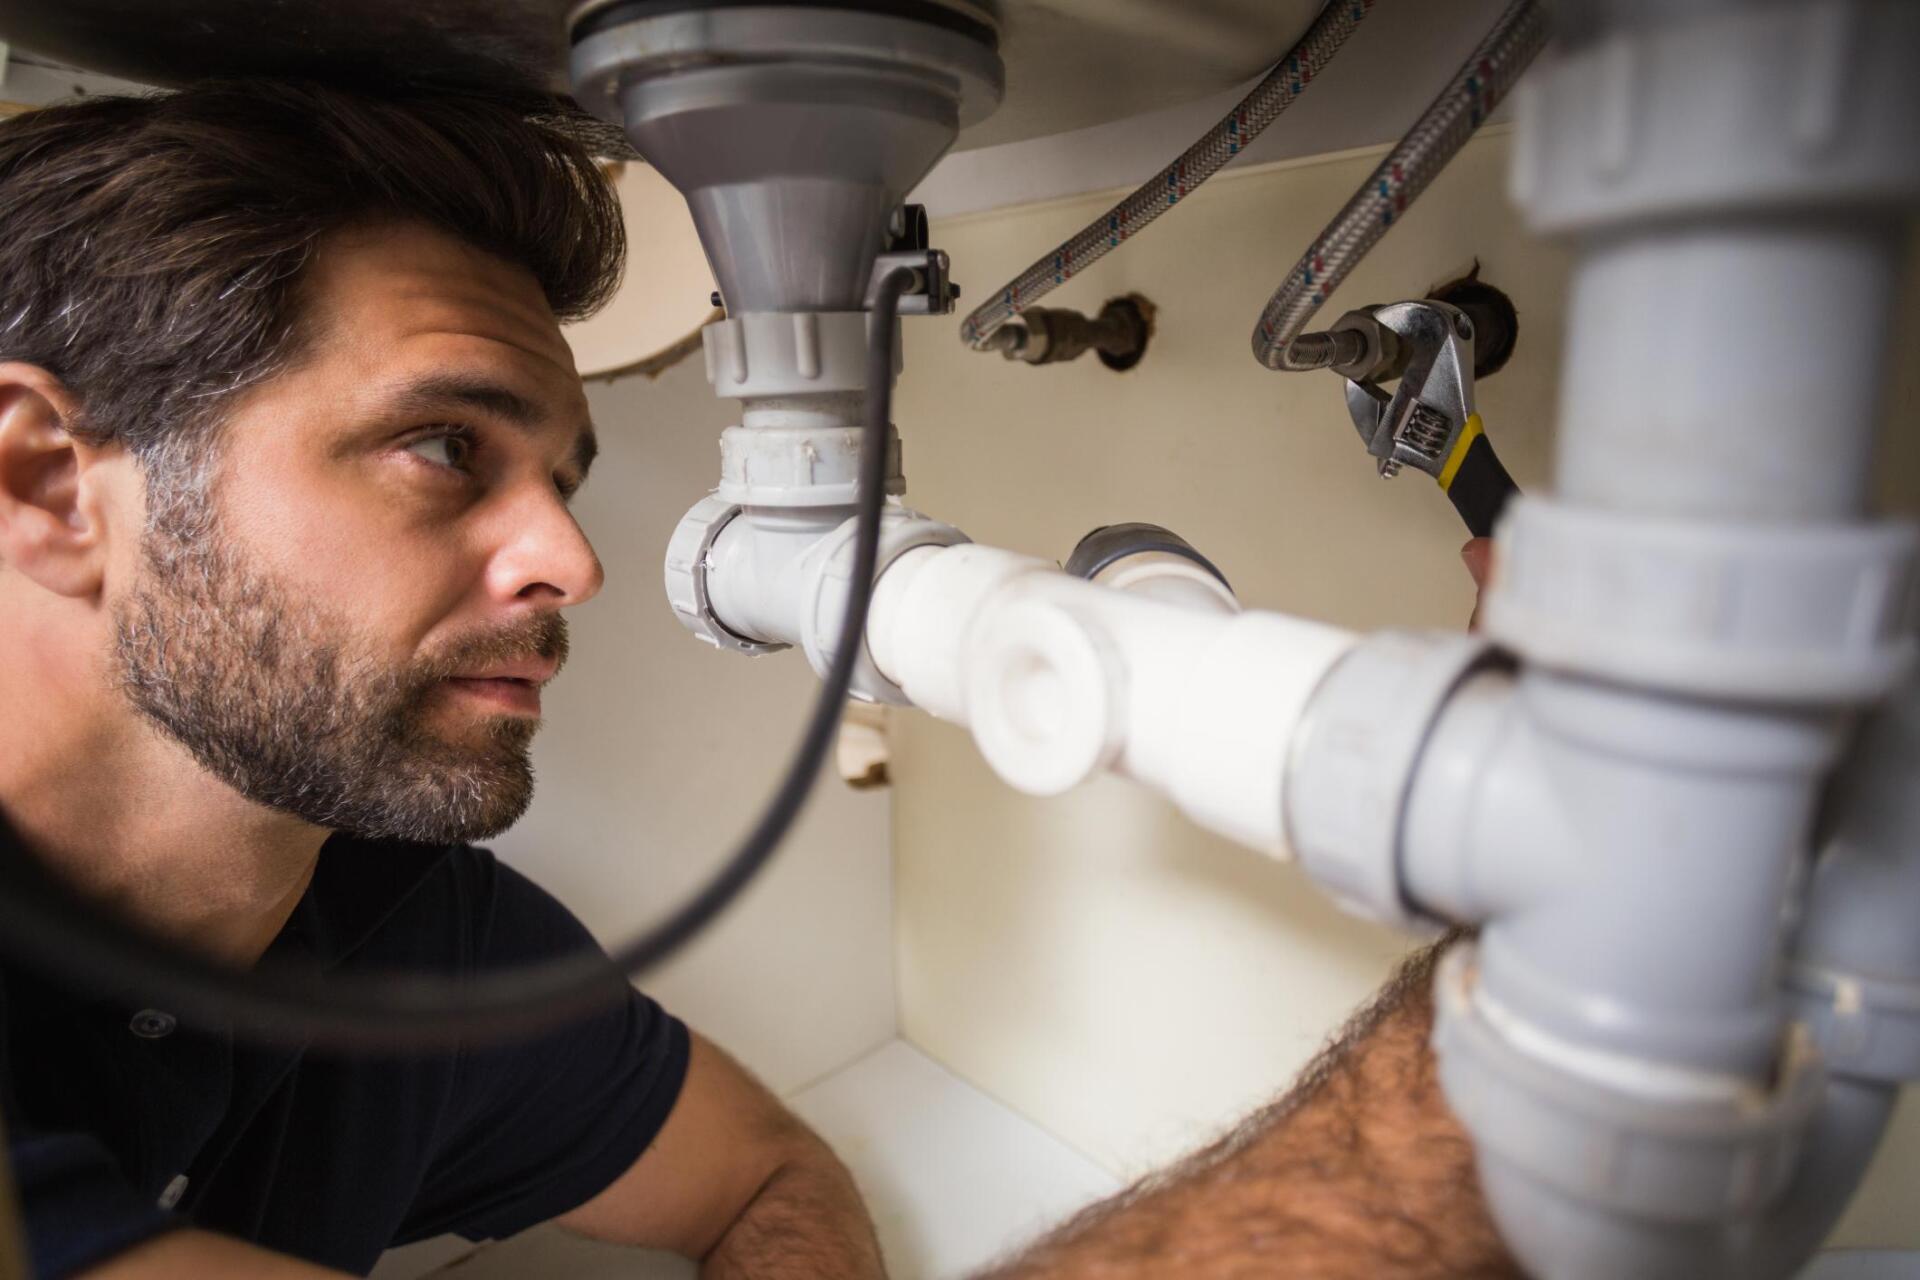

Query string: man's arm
979 934 1519 1280
75 1032 876 1280
555 1031 883 1279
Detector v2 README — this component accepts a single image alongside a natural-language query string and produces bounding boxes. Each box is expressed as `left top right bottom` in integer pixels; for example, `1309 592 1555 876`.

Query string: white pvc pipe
705 505 852 646
869 543 1356 856
1090 551 1239 614
868 544 1047 723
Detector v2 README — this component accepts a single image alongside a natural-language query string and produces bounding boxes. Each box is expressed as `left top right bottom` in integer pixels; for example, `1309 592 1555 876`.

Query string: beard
112 503 567 845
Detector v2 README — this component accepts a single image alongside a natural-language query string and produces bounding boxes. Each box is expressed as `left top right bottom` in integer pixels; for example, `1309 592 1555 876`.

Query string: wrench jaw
1338 299 1478 480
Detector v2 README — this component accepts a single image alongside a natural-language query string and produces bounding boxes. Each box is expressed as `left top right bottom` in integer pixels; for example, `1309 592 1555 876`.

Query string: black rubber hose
0 267 919 1052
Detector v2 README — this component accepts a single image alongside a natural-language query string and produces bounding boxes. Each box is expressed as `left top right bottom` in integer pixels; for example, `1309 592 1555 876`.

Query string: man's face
113 222 603 844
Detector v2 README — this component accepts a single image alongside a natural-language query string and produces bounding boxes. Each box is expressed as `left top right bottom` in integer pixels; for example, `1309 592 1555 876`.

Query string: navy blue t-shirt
0 835 691 1278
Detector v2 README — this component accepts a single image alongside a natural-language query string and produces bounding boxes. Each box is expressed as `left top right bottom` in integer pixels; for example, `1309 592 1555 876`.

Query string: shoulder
440 844 608 970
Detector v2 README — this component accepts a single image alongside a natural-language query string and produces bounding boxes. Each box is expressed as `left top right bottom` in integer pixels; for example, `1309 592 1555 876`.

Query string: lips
452 656 560 686
440 655 556 717
443 674 544 716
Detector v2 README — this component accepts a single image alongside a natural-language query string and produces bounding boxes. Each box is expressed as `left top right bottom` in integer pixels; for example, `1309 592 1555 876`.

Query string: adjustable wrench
1329 298 1519 538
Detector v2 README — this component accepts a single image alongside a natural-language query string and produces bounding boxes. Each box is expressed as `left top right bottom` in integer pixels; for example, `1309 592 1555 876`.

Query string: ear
0 363 121 599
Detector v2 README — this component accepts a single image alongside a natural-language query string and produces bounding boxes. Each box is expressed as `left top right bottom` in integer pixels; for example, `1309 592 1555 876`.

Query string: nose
483 488 604 610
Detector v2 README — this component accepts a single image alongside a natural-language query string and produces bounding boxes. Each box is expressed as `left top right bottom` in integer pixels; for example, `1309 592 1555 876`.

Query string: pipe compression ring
1284 630 1500 926
798 509 970 705
1433 946 1824 1226
663 494 787 656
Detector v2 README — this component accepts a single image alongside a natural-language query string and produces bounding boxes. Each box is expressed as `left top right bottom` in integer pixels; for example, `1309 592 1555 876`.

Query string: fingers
1459 537 1494 588
1461 538 1495 633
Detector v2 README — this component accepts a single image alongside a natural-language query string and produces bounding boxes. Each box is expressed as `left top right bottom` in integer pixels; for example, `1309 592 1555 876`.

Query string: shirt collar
270 834 453 973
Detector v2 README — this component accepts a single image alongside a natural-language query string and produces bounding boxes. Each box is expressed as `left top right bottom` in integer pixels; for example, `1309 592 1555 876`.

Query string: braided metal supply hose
959 0 1376 349
1252 0 1547 371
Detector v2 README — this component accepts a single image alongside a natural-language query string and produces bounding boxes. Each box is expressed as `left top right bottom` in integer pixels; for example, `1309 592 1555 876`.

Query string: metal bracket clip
867 248 957 316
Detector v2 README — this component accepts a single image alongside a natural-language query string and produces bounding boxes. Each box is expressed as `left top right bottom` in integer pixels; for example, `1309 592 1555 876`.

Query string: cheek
104 520 148 597
89 452 157 592
220 465 486 656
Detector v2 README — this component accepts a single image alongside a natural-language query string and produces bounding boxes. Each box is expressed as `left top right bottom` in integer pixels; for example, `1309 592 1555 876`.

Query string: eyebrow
388 373 599 479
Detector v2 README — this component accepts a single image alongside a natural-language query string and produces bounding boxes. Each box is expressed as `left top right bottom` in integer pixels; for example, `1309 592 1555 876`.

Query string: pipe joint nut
1435 946 1825 1229
663 494 787 656
799 509 970 704
1065 522 1230 592
703 311 902 401
1284 630 1500 927
718 420 905 508
1512 1 1920 234
1487 498 1918 704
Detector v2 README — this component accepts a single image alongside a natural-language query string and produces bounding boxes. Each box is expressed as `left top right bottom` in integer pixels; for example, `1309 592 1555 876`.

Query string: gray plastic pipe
1791 672 1920 1038
1757 670 1920 1265
1381 4 1920 1273
1553 221 1901 522
1740 1077 1899 1273
1412 671 1845 1078
1408 671 1919 1279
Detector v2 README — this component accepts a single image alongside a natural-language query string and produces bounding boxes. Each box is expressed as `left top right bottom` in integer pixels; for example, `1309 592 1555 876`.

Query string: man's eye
405 431 474 471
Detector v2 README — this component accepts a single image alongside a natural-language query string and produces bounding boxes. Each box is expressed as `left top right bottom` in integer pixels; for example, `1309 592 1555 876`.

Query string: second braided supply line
958 0 1376 350
1252 0 1547 371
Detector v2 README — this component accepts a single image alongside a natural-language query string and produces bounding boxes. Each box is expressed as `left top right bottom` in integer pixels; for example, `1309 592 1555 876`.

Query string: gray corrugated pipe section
1250 0 1546 371
1275 2 1920 1277
957 0 1375 349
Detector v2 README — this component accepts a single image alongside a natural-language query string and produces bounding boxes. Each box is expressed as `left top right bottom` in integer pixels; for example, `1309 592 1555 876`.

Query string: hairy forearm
980 933 1518 1280
702 1136 885 1280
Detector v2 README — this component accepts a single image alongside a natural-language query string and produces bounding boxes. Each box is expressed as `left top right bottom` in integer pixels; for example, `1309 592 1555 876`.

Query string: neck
0 601 326 968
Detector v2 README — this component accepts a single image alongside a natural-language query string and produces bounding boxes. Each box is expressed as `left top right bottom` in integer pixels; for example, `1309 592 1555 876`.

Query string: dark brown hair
0 79 625 474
